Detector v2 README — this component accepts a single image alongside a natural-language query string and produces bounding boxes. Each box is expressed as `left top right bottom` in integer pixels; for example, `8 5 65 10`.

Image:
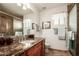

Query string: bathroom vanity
0 37 45 56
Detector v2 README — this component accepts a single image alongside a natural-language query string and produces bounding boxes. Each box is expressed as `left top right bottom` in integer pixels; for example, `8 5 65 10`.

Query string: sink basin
20 40 35 44
20 40 36 48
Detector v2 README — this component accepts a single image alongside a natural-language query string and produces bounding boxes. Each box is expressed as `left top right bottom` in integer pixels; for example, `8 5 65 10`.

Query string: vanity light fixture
26 3 31 8
22 5 27 10
17 3 31 10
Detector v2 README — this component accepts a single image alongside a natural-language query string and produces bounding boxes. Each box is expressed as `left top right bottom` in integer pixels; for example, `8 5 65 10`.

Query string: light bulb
23 5 27 10
27 3 31 8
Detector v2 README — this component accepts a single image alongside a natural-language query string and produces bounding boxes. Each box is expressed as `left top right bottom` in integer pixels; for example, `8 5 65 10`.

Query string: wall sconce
6 23 9 31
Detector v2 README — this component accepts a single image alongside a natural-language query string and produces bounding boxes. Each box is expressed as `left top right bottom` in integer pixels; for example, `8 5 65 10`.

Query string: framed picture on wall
32 23 37 29
42 21 51 29
53 28 58 35
32 23 35 29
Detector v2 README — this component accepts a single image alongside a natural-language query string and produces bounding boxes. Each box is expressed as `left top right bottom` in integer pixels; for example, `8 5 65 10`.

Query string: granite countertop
0 37 44 56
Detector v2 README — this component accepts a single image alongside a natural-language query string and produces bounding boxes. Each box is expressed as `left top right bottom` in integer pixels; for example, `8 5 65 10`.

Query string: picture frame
53 28 58 35
32 23 36 29
42 21 51 29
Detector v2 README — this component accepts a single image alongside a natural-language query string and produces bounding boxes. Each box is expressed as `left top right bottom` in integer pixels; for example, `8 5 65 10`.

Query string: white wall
23 13 41 37
23 5 68 50
40 5 67 50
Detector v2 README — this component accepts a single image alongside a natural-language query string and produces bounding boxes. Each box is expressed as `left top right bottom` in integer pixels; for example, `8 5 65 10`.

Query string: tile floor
45 49 71 56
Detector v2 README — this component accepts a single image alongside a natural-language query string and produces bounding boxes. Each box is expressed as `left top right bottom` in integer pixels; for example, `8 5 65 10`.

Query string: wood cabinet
23 39 45 56
0 13 13 35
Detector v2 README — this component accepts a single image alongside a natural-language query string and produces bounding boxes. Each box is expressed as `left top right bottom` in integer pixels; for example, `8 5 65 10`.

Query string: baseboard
49 48 69 52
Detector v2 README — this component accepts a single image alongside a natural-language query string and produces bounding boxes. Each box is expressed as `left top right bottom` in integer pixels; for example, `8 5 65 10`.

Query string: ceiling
32 3 68 11
0 3 33 16
0 3 68 16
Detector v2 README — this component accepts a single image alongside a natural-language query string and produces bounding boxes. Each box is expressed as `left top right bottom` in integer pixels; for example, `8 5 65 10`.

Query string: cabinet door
33 45 41 56
0 13 13 34
24 47 34 56
24 42 42 56
0 15 6 33
6 17 13 33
